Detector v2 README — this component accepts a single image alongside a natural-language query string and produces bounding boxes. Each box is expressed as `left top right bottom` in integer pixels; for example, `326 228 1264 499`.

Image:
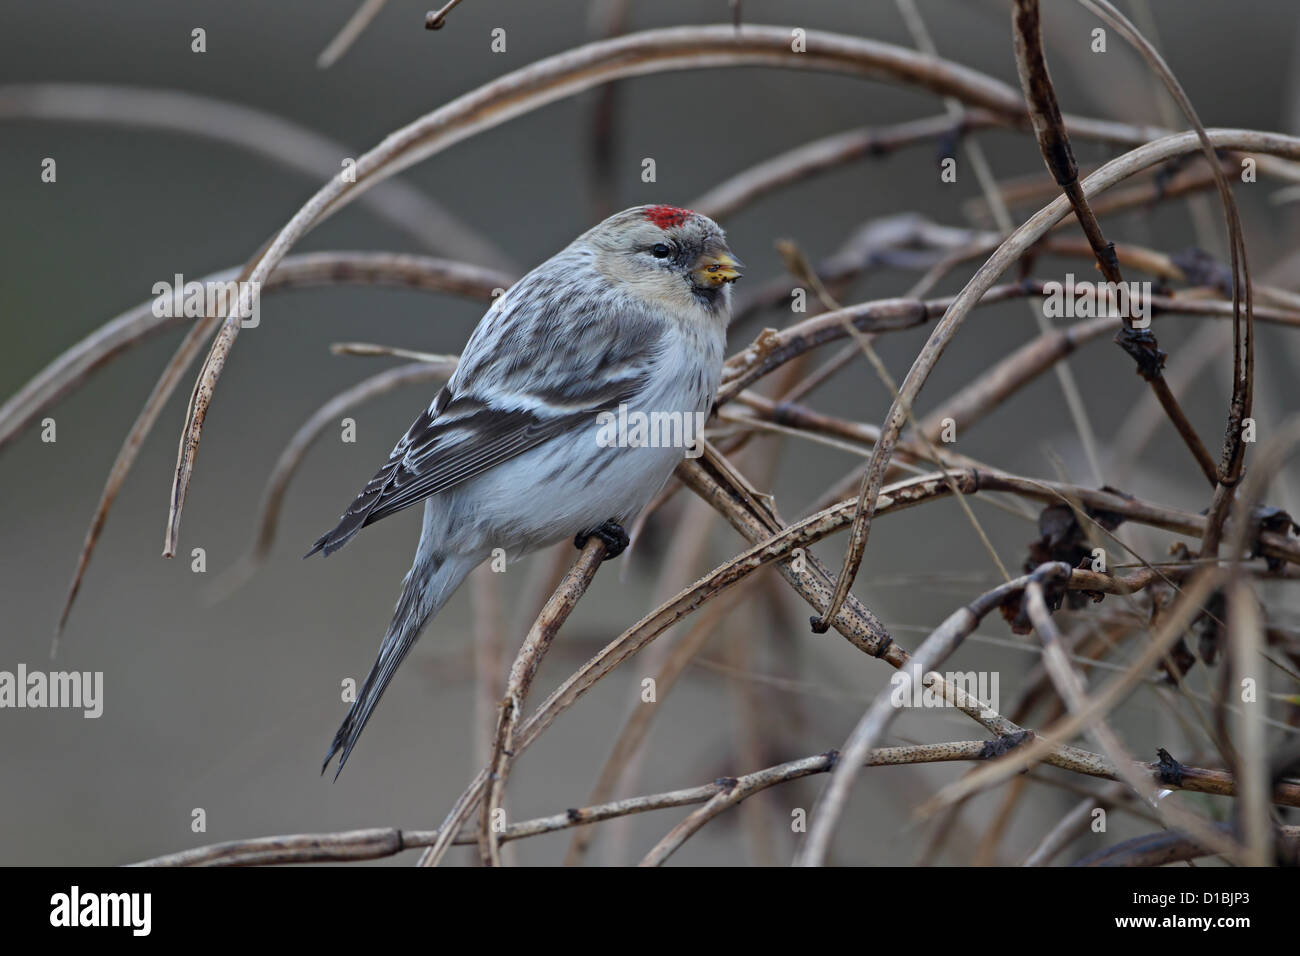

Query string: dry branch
813 128 1300 637
480 538 608 865
0 83 510 268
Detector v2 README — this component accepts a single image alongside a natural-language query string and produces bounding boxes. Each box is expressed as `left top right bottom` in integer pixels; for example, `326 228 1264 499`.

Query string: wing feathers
306 374 644 557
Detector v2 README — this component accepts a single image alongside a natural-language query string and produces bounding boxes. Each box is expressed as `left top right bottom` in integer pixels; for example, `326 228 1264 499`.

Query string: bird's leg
574 520 629 560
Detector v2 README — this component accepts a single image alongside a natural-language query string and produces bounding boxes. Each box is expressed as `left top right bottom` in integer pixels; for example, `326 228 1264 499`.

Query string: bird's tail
322 550 478 779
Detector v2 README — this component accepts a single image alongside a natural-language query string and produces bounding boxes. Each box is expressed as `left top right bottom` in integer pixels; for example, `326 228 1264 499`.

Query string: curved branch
207 360 456 603
1073 0 1255 555
47 254 503 634
133 740 1008 866
796 563 1071 866
0 83 512 269
0 252 506 456
812 127 1300 635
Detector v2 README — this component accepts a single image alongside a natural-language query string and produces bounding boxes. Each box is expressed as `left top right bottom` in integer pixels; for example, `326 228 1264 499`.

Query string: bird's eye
651 242 672 259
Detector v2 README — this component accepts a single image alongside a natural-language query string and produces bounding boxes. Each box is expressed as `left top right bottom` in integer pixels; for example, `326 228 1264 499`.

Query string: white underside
417 325 723 565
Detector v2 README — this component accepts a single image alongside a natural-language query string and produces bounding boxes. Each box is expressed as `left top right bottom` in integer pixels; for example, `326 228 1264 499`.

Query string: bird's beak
691 248 744 287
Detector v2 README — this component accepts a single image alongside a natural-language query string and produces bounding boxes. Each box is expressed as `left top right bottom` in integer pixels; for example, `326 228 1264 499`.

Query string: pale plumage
310 205 740 776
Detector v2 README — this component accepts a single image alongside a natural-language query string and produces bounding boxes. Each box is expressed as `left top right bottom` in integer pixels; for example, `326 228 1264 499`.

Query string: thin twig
796 563 1071 867
132 739 1030 866
425 0 468 31
0 83 513 268
480 538 609 865
318 0 389 68
206 361 455 602
810 128 1300 635
46 253 503 633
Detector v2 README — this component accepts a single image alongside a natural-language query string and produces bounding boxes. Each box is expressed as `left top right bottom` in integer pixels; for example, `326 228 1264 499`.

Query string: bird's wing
307 270 668 557
307 359 653 558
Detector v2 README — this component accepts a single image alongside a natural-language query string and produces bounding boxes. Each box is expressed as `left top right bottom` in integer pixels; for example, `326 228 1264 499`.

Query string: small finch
309 204 742 776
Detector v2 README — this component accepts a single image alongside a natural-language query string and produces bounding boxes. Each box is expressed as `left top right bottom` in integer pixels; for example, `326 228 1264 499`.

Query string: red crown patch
643 205 694 229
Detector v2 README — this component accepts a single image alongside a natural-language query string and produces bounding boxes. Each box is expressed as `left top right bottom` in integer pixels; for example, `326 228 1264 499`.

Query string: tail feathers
322 552 477 779
305 465 396 558
304 499 376 559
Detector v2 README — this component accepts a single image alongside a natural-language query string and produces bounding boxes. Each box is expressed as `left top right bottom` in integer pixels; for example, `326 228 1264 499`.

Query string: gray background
2 0 1298 865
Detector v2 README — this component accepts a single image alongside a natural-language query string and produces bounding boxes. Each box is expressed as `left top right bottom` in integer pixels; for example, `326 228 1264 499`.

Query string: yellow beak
691 251 744 287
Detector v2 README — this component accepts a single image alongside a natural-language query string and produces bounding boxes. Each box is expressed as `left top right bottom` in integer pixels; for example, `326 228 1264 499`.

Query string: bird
307 204 742 777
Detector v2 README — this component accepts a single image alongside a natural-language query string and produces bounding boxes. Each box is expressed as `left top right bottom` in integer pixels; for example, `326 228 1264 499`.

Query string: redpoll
309 204 742 776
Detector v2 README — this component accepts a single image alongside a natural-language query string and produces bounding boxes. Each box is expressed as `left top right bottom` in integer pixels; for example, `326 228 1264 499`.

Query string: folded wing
306 373 644 558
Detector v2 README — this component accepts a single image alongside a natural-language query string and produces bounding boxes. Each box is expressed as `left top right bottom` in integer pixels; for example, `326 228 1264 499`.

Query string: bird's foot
574 520 629 560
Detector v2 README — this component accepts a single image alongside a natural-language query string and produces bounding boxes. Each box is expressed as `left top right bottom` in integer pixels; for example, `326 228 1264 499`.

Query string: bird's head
580 205 743 317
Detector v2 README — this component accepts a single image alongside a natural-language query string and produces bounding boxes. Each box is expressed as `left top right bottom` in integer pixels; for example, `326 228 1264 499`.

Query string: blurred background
2 0 1299 865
